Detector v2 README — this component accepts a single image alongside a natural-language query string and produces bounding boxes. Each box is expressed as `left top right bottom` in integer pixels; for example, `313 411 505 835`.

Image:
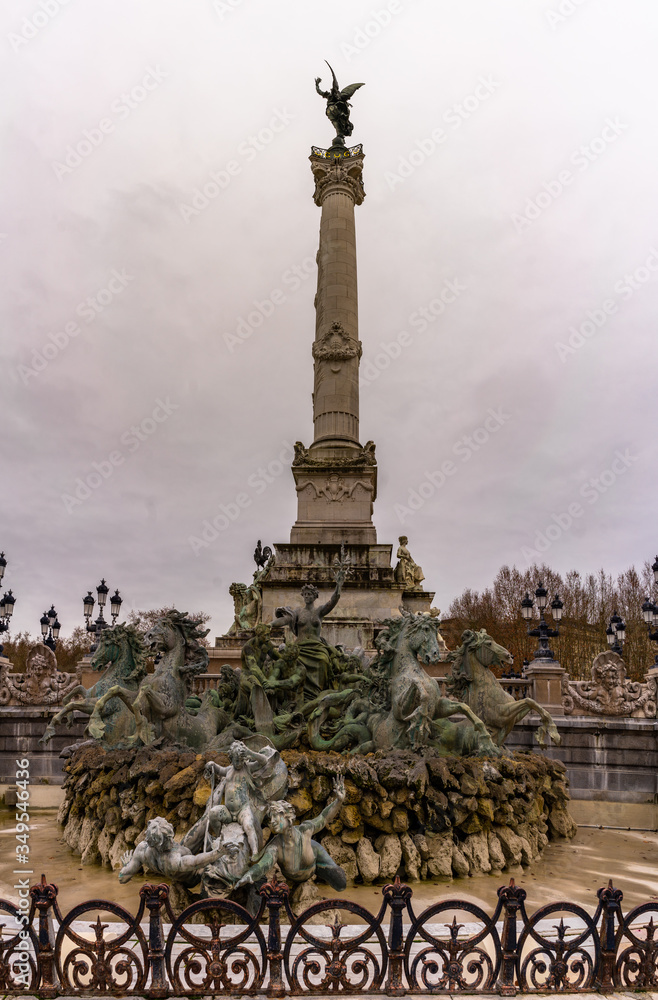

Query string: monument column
310 148 364 453
226 69 436 648
289 140 377 546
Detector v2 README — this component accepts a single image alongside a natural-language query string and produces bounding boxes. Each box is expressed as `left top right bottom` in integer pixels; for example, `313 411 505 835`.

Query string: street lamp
40 605 61 652
606 610 626 655
520 583 563 660
83 580 123 649
0 552 17 655
641 554 658 664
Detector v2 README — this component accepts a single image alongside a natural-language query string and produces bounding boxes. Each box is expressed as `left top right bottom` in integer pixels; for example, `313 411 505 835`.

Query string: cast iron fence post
260 874 289 998
384 876 411 995
29 874 59 998
498 878 527 996
596 879 623 992
141 883 169 997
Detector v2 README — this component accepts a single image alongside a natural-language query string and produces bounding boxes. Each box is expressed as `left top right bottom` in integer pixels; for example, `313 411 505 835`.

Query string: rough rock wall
58 743 577 882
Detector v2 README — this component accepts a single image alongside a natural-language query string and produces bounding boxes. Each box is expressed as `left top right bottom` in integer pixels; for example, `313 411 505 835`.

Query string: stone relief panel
312 321 362 363
561 650 657 718
296 477 374 502
0 644 81 706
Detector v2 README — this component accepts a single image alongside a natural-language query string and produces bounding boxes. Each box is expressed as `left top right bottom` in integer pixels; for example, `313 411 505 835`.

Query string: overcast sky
2 0 657 644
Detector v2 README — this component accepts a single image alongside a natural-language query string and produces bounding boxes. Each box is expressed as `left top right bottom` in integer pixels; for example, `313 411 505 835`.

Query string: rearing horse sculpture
309 611 501 756
447 628 561 747
87 610 222 749
39 624 147 746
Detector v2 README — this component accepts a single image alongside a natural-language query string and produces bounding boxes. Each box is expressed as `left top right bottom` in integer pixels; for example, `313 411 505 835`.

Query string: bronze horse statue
88 610 225 749
447 629 561 747
40 623 147 746
309 611 501 756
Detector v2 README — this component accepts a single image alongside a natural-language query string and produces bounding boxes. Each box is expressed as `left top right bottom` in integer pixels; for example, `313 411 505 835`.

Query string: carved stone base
215 542 437 656
290 460 377 545
261 542 434 651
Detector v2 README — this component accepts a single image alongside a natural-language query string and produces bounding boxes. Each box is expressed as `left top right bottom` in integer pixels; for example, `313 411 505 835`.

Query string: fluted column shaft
310 150 365 455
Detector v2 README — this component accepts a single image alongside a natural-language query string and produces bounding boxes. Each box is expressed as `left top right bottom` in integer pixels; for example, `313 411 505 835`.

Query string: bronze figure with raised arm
315 61 364 140
273 550 349 698
234 776 347 891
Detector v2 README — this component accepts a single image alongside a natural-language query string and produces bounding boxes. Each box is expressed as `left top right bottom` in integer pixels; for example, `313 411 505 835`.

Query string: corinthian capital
310 154 365 207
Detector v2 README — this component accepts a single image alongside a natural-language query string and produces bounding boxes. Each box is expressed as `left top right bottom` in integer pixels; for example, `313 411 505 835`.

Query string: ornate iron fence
0 873 656 995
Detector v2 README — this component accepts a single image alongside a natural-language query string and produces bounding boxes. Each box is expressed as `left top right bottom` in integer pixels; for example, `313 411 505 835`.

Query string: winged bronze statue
315 61 364 140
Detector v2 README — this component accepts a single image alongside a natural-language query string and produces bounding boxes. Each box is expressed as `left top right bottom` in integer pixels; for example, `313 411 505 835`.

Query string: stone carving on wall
295 476 373 502
0 644 80 706
312 321 362 363
561 650 657 718
394 536 425 591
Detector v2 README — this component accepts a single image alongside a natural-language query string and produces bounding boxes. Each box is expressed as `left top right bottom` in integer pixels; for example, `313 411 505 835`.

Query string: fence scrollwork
2 873 658 995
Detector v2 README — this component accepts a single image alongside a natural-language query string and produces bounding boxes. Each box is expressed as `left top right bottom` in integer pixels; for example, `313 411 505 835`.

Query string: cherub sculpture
234 775 347 891
315 62 364 140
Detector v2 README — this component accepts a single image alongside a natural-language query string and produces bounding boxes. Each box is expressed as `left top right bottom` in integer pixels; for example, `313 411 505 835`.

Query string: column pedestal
524 659 566 714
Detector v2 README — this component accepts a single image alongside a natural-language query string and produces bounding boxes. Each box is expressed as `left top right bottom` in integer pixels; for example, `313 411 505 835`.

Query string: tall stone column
310 150 364 453
290 143 377 546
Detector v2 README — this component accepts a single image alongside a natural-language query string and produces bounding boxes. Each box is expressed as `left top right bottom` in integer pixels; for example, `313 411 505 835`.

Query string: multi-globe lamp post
83 579 123 650
520 583 564 660
640 554 658 665
605 610 626 656
40 605 61 652
0 552 16 654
